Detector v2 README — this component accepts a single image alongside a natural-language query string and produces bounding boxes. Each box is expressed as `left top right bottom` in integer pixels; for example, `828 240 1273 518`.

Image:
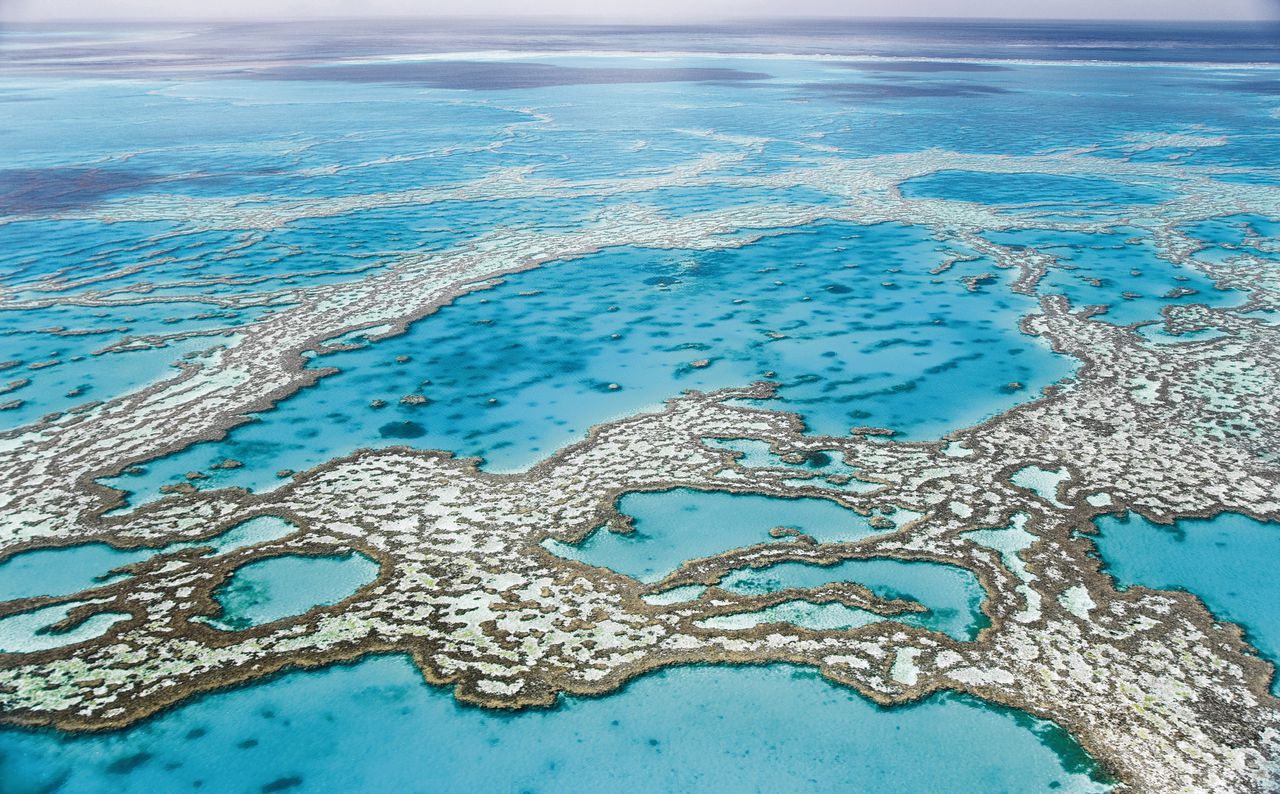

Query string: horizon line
6 14 1280 25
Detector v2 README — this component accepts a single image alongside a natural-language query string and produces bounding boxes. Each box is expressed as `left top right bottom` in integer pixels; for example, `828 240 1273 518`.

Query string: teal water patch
704 437 882 492
104 220 1071 504
1136 325 1229 345
1179 214 1280 269
0 516 297 605
965 515 1041 622
1092 512 1280 690
0 333 227 432
718 557 987 640
1011 465 1070 508
0 656 1111 793
193 516 300 555
981 227 1241 325
0 601 130 654
202 553 379 630
1181 214 1280 251
544 488 888 583
901 170 1175 218
0 544 153 603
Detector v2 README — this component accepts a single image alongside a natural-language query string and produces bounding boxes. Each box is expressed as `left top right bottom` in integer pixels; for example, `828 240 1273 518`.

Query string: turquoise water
103 220 1069 503
1093 512 1280 690
0 516 305 653
203 553 380 629
720 558 987 640
0 543 155 603
0 657 1110 793
0 544 376 659
544 490 976 638
0 329 233 432
704 437 882 492
901 171 1175 217
0 516 297 603
982 228 1242 326
544 488 893 582
0 602 131 654
1180 215 1280 268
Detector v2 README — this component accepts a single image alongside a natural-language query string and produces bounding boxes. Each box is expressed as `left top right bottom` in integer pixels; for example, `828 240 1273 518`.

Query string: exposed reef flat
3 49 1280 793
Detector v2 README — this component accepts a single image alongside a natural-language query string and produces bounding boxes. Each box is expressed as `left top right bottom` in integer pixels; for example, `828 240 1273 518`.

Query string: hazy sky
5 0 1280 21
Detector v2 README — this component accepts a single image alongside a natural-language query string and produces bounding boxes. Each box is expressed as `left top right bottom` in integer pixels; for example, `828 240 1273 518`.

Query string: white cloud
3 0 1277 21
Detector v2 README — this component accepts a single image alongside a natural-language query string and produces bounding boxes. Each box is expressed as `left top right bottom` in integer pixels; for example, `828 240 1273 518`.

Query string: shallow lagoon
0 602 131 654
545 488 893 582
105 220 1071 503
0 656 1111 793
203 552 380 630
980 227 1242 326
0 543 155 603
545 488 979 639
720 557 987 640
0 516 315 652
0 516 298 603
1093 512 1280 690
0 505 1045 793
0 325 235 433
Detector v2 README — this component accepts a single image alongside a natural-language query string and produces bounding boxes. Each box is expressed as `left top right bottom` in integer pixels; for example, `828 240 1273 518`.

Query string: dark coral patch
379 421 426 439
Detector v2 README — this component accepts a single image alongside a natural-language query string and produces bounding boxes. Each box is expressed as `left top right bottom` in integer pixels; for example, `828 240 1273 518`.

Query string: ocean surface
2 17 1278 793
1093 512 1280 694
